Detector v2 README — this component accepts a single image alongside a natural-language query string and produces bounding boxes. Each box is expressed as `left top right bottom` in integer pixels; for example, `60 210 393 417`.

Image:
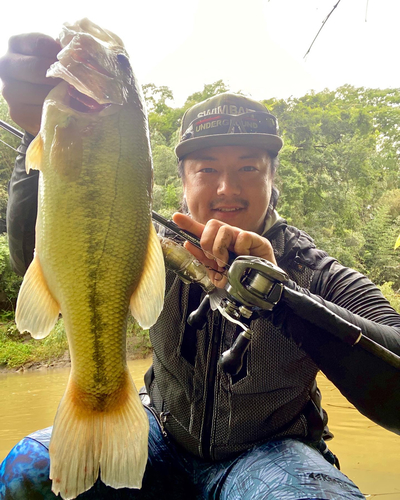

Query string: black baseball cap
175 93 283 160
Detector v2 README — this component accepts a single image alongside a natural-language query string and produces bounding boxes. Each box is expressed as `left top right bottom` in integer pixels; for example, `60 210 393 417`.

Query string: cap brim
175 133 283 159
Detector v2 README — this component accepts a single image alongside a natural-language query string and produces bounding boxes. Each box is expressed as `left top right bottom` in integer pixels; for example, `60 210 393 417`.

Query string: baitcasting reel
217 256 288 375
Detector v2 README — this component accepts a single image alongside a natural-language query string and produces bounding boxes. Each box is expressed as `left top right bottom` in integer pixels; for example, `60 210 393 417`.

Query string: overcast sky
0 0 399 106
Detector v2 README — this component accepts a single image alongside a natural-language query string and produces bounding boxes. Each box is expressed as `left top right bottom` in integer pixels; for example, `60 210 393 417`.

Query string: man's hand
0 33 61 136
173 213 277 288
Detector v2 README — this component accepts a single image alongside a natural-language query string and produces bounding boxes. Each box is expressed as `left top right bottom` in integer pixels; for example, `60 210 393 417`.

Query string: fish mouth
67 84 110 113
47 29 130 107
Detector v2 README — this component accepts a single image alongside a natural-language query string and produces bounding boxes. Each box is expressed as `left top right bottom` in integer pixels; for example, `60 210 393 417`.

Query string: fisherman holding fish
1 21 400 500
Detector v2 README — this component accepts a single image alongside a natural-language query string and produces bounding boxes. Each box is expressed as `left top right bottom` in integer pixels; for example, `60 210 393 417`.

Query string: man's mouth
213 207 244 212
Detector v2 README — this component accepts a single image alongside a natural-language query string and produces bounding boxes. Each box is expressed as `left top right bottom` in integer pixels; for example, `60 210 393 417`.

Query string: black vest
147 220 331 460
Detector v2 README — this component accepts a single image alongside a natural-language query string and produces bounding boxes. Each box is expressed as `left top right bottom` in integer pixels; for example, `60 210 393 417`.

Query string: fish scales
15 18 165 499
40 106 151 398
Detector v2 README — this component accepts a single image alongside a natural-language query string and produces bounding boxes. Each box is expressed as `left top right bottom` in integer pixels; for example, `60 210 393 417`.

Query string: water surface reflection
0 361 398 497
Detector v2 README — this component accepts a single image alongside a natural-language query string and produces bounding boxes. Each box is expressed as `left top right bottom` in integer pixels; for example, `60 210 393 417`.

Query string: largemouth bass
15 18 165 499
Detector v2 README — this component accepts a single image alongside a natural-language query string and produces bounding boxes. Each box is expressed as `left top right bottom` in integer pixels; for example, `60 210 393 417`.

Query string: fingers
172 213 277 289
8 33 61 59
0 33 61 85
6 103 44 137
0 52 59 86
0 33 61 133
2 80 54 105
234 231 277 264
173 213 233 267
200 220 236 268
172 213 204 238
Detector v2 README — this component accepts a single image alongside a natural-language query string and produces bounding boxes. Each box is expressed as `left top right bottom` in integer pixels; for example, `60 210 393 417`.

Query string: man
0 33 400 500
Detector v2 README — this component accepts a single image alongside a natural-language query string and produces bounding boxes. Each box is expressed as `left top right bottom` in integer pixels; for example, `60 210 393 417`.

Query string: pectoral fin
26 133 44 173
16 254 60 339
130 222 165 329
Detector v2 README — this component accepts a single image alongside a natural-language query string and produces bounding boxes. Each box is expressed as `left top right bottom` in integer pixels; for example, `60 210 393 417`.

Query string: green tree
152 144 178 186
361 190 400 288
143 83 183 146
264 86 400 270
0 234 22 308
183 80 231 109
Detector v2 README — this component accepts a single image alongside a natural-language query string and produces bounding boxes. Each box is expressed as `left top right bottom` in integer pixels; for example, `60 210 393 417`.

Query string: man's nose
216 173 241 196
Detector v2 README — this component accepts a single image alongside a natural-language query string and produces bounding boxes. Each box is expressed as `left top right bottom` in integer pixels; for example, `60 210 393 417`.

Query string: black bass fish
15 18 165 499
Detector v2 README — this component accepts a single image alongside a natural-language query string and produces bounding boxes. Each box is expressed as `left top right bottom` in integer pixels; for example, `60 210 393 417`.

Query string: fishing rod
0 119 23 152
2 118 400 373
0 119 23 139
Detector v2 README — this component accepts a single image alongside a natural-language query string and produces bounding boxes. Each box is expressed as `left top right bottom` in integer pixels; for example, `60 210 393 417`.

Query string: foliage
0 234 22 308
378 282 400 313
361 190 400 288
0 318 68 369
183 80 231 110
126 316 152 358
264 86 400 281
0 315 152 369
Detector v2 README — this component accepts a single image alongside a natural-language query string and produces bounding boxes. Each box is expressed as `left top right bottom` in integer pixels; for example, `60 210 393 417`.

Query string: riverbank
0 343 152 374
1 284 398 373
0 316 152 373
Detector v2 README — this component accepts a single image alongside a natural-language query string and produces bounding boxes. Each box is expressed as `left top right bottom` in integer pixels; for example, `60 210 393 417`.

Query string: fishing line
0 137 19 152
0 119 23 139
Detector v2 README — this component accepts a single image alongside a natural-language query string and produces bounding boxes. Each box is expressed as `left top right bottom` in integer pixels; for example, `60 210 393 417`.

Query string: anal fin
15 253 60 339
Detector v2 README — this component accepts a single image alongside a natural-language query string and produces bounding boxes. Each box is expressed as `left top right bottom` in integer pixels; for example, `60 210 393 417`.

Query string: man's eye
199 168 216 173
241 166 257 172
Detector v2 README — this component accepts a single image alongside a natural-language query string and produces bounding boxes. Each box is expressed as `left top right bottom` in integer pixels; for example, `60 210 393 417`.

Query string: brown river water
0 358 399 498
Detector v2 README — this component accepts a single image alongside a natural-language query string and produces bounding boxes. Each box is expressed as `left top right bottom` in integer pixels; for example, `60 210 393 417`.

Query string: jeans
0 407 365 500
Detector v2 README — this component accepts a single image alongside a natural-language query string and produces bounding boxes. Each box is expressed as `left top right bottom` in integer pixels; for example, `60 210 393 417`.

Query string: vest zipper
201 314 223 460
143 404 169 437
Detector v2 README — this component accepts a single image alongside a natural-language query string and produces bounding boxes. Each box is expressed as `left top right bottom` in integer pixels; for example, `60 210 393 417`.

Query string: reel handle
219 329 253 376
187 295 211 330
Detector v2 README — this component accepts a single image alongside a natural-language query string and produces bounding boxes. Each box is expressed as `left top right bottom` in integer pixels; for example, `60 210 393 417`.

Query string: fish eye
117 53 131 71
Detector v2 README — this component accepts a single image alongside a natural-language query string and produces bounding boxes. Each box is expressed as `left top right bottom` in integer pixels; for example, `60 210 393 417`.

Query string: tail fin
49 370 149 499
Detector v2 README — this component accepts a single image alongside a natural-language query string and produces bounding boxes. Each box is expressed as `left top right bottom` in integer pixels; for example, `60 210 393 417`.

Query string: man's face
182 145 273 234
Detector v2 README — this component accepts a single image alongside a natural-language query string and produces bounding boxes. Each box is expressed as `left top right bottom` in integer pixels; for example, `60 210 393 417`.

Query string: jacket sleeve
312 259 400 353
6 132 38 276
272 257 400 435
